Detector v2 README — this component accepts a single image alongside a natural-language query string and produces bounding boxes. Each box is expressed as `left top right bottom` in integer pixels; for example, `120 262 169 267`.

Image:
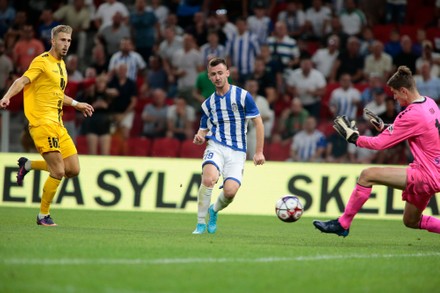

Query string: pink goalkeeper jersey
357 97 440 179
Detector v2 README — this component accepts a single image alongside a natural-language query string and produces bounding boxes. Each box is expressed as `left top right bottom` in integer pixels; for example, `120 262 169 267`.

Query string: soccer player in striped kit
314 66 440 237
192 57 265 234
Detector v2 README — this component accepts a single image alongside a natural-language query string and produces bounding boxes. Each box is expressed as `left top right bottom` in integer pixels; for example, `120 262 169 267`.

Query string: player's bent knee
65 167 80 178
403 217 420 229
358 168 376 185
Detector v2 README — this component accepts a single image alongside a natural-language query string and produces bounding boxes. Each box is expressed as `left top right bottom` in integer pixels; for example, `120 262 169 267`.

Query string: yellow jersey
23 52 68 127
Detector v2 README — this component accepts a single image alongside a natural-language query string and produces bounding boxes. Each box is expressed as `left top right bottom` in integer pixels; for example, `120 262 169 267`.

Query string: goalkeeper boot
313 219 349 237
17 157 30 186
192 223 206 234
207 204 218 234
36 215 58 226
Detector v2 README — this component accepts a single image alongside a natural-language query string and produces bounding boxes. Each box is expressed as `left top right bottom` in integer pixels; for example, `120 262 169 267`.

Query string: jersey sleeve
244 92 260 118
356 108 419 150
23 56 44 82
199 99 210 130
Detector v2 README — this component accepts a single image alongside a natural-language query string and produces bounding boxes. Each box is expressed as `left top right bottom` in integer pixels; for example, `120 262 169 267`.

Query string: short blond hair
51 25 73 39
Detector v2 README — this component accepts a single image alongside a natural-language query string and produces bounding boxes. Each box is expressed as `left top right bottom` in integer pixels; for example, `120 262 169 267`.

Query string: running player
0 25 94 226
192 57 265 234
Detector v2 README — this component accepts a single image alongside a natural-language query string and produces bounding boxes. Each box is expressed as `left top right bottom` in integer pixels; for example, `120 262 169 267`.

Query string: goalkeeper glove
364 108 386 132
333 115 359 144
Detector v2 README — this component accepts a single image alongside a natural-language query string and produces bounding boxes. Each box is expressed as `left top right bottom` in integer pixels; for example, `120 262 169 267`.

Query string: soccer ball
275 195 304 222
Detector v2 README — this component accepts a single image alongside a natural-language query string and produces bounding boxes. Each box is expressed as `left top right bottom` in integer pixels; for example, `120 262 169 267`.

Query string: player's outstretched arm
0 76 30 109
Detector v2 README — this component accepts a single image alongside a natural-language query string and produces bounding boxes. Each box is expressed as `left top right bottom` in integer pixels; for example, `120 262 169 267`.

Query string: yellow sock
31 160 48 171
40 176 62 215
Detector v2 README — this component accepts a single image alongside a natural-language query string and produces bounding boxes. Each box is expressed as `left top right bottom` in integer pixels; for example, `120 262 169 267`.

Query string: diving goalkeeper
313 66 440 237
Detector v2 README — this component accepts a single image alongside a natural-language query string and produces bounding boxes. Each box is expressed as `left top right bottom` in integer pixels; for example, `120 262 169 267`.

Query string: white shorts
202 140 246 185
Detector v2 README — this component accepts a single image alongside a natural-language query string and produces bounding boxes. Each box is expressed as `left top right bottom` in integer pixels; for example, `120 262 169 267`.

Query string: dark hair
387 66 416 91
208 57 227 69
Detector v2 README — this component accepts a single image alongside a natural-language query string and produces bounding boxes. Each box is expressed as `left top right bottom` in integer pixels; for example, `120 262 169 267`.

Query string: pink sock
420 215 440 233
338 184 372 229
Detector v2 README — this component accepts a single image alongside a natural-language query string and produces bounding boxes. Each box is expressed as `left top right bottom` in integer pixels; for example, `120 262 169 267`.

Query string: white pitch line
2 252 440 266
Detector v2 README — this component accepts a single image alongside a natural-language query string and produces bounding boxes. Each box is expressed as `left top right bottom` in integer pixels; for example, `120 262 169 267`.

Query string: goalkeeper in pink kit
314 66 440 237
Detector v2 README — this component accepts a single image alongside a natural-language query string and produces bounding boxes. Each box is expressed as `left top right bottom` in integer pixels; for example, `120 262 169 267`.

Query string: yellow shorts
29 123 77 159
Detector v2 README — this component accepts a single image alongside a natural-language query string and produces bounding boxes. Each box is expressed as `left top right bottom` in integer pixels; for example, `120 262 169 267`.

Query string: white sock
197 185 213 224
38 213 48 219
214 191 233 212
25 160 31 171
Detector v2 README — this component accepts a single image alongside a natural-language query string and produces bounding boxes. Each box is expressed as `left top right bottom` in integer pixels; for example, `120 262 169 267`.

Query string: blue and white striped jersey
200 85 260 152
226 31 260 75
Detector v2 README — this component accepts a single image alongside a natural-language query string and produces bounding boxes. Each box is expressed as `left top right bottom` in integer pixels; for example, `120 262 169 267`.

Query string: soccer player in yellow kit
0 25 94 226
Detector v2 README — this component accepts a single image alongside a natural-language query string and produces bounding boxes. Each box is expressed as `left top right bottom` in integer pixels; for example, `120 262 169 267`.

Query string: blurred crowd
2 0 440 163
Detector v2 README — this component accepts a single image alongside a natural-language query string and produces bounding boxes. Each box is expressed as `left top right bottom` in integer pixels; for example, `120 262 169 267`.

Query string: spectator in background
199 31 227 67
384 28 401 58
81 74 113 155
226 16 260 84
166 96 195 141
147 0 169 30
98 11 131 58
245 79 274 152
108 37 146 82
3 10 27 57
215 8 237 42
415 61 440 103
361 73 385 106
141 88 168 139
158 25 183 93
204 13 227 46
330 36 364 84
12 25 44 74
0 0 15 38
325 129 348 163
94 0 129 31
285 57 326 119
147 54 168 92
329 73 361 120
161 13 184 37
249 56 277 106
393 35 417 74
0 38 12 96
415 40 440 77
385 0 406 25
290 116 326 162
175 0 205 29
88 43 108 75
171 33 203 106
38 9 60 51
304 0 332 41
312 34 340 80
277 0 306 40
53 0 91 62
278 97 309 142
246 1 272 45
266 20 300 72
130 0 158 64
324 15 349 50
347 118 377 164
359 26 375 57
185 12 208 47
364 40 393 81
107 63 137 139
259 43 284 90
339 0 366 37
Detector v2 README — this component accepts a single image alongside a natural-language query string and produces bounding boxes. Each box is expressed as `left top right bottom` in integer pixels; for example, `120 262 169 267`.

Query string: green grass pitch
1 206 439 293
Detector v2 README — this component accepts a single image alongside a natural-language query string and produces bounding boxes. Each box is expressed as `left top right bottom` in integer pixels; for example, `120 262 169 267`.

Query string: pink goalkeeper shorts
402 163 438 211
